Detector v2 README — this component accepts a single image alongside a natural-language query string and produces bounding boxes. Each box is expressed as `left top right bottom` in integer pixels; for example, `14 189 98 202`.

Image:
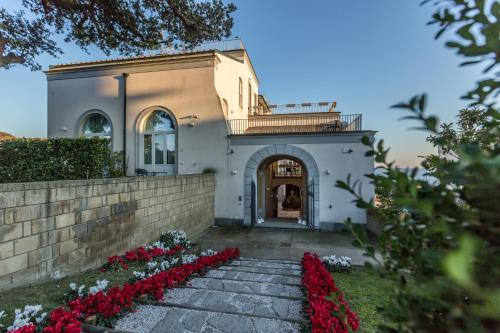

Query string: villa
45 39 375 231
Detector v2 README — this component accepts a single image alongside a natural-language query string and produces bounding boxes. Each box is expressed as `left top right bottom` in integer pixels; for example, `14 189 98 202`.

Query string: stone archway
244 144 320 228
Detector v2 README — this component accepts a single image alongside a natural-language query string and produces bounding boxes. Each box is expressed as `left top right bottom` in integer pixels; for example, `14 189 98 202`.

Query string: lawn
0 263 143 324
332 267 396 332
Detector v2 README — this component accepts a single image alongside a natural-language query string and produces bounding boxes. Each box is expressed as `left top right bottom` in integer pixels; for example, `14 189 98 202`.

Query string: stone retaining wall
0 175 215 290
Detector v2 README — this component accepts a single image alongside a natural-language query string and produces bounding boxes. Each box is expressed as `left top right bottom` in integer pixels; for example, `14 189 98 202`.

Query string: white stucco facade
46 43 374 230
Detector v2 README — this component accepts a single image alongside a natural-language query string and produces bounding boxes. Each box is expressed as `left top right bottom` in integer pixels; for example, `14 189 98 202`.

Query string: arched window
248 82 252 115
140 109 176 174
81 112 112 139
238 78 243 108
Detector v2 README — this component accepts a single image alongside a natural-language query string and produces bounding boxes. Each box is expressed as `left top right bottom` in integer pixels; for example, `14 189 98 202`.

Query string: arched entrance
258 157 307 223
243 144 320 228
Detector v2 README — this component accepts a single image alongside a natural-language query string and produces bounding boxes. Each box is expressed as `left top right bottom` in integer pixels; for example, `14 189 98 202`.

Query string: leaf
443 235 477 288
418 94 427 111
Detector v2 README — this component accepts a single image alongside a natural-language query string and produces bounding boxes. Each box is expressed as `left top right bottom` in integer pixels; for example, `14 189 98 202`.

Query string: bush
335 1 499 331
0 137 112 183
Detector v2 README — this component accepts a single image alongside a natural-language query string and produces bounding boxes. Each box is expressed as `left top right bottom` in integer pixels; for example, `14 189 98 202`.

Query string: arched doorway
257 157 307 224
243 144 320 229
135 107 178 175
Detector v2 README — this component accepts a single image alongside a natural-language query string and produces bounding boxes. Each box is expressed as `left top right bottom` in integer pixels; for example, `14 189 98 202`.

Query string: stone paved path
115 257 305 333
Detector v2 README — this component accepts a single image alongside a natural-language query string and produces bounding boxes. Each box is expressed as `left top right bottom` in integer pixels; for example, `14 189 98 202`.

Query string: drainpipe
122 73 129 175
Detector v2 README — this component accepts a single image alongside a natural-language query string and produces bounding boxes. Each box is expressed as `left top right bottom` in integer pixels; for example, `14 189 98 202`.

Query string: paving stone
205 269 302 286
230 260 301 270
161 288 303 321
115 257 305 333
239 257 300 265
218 265 302 277
187 277 304 298
117 305 301 333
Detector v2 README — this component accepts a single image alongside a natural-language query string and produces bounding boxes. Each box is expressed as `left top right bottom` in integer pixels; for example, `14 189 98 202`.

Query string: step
160 288 304 322
230 260 302 271
205 269 302 286
115 304 301 333
186 277 305 299
239 257 301 265
218 265 302 277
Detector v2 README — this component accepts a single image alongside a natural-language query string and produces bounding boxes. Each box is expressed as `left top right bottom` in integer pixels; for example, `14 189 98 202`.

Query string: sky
0 0 482 167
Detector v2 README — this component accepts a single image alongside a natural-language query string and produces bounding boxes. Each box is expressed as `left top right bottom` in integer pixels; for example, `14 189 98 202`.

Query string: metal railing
227 114 362 135
160 38 244 55
265 102 337 114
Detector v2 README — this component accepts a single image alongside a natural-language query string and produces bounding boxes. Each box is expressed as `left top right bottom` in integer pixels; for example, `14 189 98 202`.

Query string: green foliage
0 137 112 183
0 0 236 70
107 151 126 178
335 1 500 331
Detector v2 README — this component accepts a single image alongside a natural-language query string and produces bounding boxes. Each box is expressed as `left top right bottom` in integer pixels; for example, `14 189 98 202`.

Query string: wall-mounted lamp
179 114 198 127
230 170 239 175
324 170 331 175
61 127 68 132
342 148 354 154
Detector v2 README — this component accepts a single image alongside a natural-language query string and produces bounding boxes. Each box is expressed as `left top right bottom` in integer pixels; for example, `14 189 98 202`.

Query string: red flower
9 324 36 333
302 252 360 333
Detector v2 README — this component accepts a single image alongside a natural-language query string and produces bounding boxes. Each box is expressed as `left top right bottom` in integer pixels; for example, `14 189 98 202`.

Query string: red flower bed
101 245 184 271
65 248 239 328
43 308 81 333
9 247 239 333
302 252 360 333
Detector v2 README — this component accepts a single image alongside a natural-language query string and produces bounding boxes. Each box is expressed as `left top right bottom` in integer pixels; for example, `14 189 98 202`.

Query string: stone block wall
0 174 215 290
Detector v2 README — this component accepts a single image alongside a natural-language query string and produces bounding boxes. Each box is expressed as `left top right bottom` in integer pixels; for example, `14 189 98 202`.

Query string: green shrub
0 137 112 183
335 1 499 331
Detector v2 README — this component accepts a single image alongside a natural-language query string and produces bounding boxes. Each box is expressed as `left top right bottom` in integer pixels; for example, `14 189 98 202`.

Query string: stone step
160 288 304 322
205 269 302 286
230 260 302 271
218 265 302 277
186 277 305 299
115 304 301 333
239 257 301 265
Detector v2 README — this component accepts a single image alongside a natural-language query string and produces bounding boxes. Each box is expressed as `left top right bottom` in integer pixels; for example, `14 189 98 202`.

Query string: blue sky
0 0 481 167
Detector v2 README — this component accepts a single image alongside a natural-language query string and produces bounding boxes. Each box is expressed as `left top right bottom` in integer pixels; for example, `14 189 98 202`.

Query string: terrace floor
193 226 374 266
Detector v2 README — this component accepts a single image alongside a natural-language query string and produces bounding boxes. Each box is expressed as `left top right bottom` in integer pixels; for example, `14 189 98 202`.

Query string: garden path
115 257 305 333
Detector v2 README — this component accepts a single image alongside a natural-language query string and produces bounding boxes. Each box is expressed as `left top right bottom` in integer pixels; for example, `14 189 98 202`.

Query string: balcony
227 113 362 135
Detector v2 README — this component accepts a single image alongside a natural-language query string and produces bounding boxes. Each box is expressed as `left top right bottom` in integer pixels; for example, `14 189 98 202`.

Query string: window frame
78 110 113 148
238 77 243 108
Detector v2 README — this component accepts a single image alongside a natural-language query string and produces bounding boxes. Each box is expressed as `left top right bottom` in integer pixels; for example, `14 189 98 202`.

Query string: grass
332 267 396 333
0 263 145 324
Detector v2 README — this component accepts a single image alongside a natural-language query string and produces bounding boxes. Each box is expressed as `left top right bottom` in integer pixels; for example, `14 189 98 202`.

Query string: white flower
49 270 65 281
133 271 147 280
8 305 45 331
78 285 85 296
147 261 158 270
0 310 6 328
181 254 198 264
69 283 77 290
200 249 217 256
88 279 109 295
322 254 352 272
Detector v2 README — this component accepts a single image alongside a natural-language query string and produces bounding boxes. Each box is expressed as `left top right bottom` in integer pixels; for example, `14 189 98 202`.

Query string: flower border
302 252 360 333
4 248 240 333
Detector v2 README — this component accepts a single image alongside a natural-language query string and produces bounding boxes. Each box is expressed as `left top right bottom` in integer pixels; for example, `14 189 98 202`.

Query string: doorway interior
257 156 309 227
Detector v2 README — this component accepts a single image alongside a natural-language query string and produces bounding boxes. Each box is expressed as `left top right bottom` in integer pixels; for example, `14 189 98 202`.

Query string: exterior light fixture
342 148 354 154
61 127 68 132
230 170 238 175
324 170 331 175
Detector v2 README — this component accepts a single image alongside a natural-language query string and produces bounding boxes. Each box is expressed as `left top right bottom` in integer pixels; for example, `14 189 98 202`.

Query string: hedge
0 137 115 183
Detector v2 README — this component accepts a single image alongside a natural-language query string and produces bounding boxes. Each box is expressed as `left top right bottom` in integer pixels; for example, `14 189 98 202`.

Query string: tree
0 0 236 70
336 1 499 331
0 131 15 141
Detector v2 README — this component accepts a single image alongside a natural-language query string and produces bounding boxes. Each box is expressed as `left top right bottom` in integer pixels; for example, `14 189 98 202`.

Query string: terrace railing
227 114 362 135
160 39 244 55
